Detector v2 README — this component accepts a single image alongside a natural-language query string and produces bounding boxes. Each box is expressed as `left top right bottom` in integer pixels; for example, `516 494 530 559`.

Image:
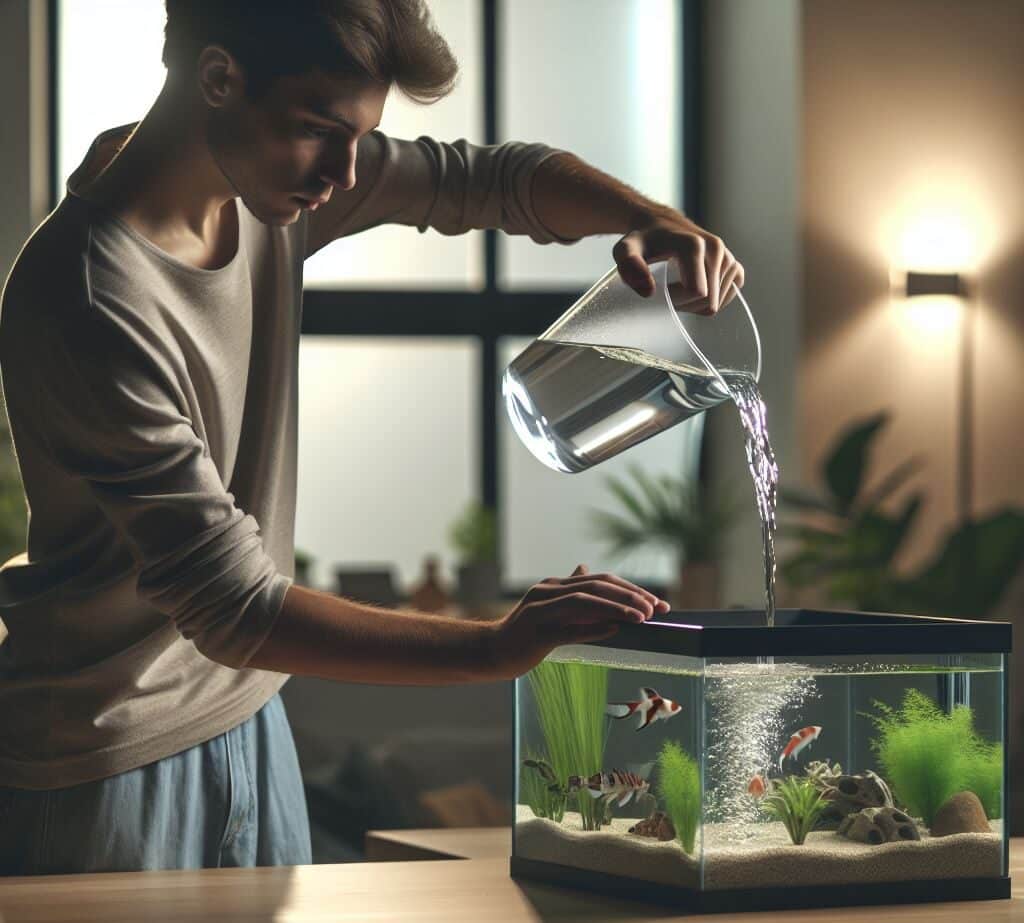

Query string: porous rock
818 772 894 829
628 811 676 841
930 791 990 837
838 807 920 844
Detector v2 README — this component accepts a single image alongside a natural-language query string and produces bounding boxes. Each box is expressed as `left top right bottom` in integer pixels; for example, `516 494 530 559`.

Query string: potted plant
588 464 742 609
448 501 500 609
779 411 1024 617
293 548 314 587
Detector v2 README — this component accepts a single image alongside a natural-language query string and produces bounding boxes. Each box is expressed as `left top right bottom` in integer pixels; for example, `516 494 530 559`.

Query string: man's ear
196 45 245 108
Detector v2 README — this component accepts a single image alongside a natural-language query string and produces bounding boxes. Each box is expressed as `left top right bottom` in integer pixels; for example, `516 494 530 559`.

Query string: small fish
747 773 768 799
566 769 650 808
606 687 682 731
779 725 823 771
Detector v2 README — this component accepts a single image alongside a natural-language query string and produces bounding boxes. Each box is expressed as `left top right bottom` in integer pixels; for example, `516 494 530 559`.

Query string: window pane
57 0 485 290
498 0 682 289
304 0 484 290
297 337 479 594
57 0 167 199
498 336 702 589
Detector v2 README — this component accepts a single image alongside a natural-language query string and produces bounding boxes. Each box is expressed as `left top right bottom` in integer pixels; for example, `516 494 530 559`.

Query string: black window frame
49 0 703 587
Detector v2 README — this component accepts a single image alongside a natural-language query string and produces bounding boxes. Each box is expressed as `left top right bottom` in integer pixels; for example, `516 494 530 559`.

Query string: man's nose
320 139 358 192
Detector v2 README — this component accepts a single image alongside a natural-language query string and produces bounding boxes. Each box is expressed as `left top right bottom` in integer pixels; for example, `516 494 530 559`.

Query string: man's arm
243 567 670 685
530 152 745 315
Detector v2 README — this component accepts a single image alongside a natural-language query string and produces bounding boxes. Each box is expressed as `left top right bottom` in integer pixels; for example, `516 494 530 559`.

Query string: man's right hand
486 564 669 681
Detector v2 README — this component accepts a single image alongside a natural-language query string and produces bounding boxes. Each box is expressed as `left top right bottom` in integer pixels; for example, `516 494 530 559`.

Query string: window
54 0 697 594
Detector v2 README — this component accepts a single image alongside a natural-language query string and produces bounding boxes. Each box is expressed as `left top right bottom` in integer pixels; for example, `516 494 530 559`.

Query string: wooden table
365 825 511 861
2 838 1022 922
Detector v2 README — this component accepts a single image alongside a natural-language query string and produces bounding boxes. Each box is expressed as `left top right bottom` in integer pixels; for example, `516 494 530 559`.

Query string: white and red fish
606 687 682 731
778 725 823 770
747 773 768 799
567 769 650 808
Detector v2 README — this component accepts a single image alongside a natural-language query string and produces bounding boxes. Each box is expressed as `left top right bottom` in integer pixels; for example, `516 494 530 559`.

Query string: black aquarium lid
586 608 1011 658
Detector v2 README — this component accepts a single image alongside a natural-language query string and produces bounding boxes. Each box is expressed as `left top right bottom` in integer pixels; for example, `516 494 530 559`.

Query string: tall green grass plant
527 660 609 830
655 741 701 854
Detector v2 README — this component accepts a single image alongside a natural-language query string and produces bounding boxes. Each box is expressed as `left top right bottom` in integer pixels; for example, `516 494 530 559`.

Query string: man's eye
303 124 332 139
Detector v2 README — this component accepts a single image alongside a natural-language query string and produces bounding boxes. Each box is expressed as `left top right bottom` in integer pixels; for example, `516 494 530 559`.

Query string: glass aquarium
512 609 1010 913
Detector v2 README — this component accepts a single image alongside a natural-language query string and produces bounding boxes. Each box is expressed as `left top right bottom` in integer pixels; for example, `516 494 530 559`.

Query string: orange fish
778 725 822 771
747 773 767 798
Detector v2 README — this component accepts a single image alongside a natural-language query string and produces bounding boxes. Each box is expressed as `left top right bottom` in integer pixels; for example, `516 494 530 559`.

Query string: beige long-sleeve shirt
0 123 571 789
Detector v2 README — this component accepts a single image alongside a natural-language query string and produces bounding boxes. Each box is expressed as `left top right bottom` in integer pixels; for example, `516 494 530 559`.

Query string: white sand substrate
515 804 1003 891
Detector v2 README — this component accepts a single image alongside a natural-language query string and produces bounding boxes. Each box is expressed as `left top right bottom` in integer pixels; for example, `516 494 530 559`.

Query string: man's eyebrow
306 106 380 134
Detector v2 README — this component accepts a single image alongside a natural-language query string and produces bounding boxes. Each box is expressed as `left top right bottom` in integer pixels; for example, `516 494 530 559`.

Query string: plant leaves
823 412 889 515
855 456 926 514
890 509 1024 618
779 486 835 514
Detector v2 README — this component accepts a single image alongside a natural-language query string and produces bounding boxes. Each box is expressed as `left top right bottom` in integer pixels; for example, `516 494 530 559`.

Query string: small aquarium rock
931 791 991 837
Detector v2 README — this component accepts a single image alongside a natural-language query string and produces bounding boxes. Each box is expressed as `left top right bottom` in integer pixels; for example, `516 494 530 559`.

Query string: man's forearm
531 152 679 241
244 584 497 685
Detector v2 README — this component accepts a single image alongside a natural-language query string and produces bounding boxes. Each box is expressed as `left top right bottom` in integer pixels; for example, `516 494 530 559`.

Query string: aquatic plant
962 743 1003 820
655 741 701 854
527 660 609 831
520 754 566 822
761 776 828 846
867 688 1000 826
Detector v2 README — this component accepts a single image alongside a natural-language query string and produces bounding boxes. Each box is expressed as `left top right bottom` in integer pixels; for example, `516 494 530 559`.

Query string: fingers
571 563 588 577
532 580 656 619
557 568 670 615
612 234 656 297
705 236 725 317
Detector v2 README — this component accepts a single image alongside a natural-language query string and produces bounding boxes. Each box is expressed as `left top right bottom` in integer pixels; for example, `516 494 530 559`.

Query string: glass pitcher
502 260 761 474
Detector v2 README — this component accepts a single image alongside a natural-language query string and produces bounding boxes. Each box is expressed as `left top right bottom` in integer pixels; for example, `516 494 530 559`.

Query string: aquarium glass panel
514 638 1007 899
515 647 705 886
698 651 1005 890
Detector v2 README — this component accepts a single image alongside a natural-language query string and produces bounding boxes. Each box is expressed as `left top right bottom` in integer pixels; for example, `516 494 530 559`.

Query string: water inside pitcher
503 260 761 474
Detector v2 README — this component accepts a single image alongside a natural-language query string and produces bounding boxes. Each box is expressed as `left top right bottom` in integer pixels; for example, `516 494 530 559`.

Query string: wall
802 0 1024 829
801 0 1024 568
702 0 803 608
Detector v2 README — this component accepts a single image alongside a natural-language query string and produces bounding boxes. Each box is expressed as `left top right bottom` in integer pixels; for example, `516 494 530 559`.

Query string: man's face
206 66 388 225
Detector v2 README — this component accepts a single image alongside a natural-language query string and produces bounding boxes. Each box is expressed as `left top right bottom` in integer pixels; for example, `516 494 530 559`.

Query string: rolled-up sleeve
309 130 582 252
15 295 289 669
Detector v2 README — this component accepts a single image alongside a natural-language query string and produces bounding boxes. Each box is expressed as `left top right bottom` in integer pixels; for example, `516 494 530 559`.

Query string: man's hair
162 0 458 103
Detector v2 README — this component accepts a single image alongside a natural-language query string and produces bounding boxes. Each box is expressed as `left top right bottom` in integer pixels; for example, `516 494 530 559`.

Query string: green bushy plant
868 688 1000 826
961 743 1003 820
655 740 701 854
448 501 498 564
527 661 609 831
761 776 828 846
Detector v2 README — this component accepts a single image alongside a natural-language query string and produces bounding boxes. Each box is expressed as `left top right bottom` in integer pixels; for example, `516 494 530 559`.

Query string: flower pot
456 561 502 610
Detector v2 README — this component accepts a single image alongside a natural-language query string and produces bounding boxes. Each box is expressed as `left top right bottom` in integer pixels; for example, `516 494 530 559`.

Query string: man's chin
239 196 302 227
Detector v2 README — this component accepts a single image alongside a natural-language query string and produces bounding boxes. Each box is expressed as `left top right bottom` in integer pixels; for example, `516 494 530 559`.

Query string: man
0 0 744 874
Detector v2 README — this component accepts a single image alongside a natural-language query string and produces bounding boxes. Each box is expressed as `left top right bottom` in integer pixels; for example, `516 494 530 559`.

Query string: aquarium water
502 340 780 623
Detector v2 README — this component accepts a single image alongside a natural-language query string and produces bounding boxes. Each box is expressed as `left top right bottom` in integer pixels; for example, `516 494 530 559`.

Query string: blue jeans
0 693 312 874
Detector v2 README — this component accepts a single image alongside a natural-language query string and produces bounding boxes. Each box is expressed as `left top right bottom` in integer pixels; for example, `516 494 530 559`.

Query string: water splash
703 660 818 827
